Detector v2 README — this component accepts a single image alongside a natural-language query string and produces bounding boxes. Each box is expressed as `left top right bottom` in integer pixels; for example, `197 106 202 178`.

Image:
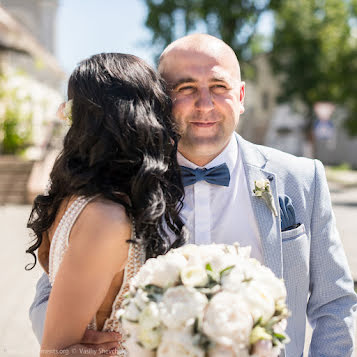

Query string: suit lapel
236 134 283 279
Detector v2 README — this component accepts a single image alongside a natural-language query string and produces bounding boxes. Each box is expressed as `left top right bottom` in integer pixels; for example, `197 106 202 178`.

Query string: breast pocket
282 224 309 276
281 223 306 242
281 224 310 354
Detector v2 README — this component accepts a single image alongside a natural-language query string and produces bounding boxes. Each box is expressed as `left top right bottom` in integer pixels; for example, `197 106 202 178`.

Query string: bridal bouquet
117 244 290 357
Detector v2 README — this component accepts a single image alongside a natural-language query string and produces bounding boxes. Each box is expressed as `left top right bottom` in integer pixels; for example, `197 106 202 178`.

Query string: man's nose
195 88 214 112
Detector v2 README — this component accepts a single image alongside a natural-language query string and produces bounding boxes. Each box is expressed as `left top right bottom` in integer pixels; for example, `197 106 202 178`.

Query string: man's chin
178 137 227 159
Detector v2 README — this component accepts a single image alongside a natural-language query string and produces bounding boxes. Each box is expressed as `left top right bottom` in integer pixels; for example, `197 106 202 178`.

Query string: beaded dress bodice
48 196 146 356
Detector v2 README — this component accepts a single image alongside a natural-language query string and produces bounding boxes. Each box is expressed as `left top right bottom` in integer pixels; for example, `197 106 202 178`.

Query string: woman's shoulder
85 196 130 224
70 196 132 247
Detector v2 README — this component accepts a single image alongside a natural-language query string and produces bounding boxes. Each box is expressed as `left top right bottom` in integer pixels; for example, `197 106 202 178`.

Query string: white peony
202 291 253 348
133 253 187 288
221 257 260 292
139 302 161 329
157 328 205 357
180 264 209 287
206 252 237 274
238 281 275 323
222 258 286 310
253 268 287 303
175 244 201 259
160 286 208 329
220 264 245 288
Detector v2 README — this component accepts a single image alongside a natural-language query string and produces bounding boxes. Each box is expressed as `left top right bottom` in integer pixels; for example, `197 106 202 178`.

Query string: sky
55 0 274 78
56 0 157 75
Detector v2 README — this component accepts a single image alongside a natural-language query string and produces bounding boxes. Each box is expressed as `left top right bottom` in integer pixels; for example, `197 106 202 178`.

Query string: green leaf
273 332 287 342
219 265 235 277
205 263 213 272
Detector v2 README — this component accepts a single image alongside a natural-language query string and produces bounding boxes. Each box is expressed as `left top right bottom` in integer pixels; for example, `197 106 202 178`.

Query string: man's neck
178 138 232 167
178 153 217 167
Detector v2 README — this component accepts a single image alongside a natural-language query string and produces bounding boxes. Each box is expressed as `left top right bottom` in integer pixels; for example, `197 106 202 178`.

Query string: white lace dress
48 196 146 356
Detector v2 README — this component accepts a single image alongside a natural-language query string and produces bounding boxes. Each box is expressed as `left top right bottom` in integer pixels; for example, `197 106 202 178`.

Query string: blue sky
56 0 156 75
56 0 274 77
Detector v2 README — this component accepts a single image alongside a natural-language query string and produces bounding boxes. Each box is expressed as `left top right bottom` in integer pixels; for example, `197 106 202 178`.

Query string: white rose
239 281 275 323
138 326 162 350
160 286 208 329
134 253 187 288
202 291 253 348
180 264 208 287
139 302 161 329
157 328 205 357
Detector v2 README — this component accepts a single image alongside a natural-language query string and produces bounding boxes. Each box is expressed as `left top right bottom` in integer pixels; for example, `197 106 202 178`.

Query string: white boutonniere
253 179 278 217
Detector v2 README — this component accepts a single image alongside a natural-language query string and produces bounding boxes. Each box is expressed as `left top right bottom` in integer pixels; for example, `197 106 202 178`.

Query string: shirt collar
177 134 238 174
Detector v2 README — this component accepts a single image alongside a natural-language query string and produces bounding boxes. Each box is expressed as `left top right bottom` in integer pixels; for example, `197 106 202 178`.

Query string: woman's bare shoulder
70 197 132 247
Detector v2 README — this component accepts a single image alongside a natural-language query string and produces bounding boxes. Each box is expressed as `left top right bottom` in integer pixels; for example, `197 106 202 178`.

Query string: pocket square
279 195 299 232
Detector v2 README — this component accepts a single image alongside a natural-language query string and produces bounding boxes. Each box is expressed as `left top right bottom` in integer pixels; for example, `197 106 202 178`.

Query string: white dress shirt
178 135 263 262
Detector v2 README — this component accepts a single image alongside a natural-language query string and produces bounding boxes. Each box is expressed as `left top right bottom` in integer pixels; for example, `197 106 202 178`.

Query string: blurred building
0 1 65 203
240 54 357 167
238 55 281 145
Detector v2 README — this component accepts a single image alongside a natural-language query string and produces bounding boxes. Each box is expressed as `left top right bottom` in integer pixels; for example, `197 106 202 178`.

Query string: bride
26 53 187 356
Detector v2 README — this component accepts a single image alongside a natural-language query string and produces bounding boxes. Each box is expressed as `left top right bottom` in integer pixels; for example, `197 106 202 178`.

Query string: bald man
30 35 357 356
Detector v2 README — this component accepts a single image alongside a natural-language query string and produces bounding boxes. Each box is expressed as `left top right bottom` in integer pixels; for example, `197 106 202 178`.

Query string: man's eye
177 86 195 94
211 85 229 93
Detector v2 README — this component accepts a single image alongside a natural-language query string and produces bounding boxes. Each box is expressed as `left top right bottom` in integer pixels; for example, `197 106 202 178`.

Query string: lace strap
49 196 96 284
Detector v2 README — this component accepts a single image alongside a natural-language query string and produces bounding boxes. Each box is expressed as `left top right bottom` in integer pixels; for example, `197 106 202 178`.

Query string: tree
143 0 280 63
270 0 357 135
143 0 357 135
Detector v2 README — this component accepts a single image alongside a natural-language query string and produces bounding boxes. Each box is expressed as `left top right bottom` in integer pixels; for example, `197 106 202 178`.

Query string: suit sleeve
307 159 357 356
29 272 51 344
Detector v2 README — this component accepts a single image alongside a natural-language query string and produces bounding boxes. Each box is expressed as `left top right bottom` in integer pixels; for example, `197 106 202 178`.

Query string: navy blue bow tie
180 163 230 187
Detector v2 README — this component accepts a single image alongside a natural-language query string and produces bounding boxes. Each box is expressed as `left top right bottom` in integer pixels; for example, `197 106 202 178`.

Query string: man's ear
239 82 245 114
240 82 245 102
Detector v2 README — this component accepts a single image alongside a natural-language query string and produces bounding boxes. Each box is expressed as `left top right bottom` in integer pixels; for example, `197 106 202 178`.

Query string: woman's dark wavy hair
26 53 187 270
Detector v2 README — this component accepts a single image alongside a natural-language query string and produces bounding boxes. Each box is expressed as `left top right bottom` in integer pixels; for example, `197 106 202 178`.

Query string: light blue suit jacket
29 134 357 356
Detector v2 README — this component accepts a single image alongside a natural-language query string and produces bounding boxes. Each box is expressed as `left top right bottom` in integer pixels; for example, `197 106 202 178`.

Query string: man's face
161 49 245 165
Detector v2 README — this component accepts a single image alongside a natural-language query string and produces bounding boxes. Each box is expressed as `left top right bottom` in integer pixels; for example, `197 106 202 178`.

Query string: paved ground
0 183 356 356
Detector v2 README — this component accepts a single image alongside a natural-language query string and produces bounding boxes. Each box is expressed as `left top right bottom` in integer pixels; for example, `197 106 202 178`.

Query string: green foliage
330 162 352 171
143 0 357 135
0 71 33 155
1 108 32 155
143 0 280 65
270 0 357 133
